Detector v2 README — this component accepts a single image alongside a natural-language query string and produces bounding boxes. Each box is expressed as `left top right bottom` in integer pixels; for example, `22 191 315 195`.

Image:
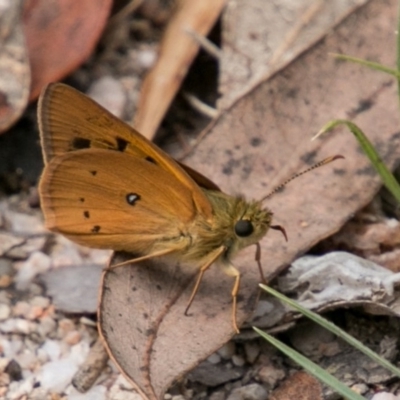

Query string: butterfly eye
234 219 254 237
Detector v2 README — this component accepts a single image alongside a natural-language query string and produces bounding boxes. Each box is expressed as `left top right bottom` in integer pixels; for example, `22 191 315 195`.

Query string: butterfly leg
220 262 241 334
107 248 177 269
254 242 267 284
184 246 226 317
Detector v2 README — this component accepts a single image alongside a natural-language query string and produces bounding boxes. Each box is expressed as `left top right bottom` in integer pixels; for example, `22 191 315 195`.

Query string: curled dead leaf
23 0 112 100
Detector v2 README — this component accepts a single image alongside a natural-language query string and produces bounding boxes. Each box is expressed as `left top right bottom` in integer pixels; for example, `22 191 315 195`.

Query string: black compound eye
234 219 254 237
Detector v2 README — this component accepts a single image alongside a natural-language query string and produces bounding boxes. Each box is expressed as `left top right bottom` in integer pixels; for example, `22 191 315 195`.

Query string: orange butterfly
39 83 340 332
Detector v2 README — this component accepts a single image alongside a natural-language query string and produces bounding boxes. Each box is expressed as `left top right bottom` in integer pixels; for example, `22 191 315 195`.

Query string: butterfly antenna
261 155 344 202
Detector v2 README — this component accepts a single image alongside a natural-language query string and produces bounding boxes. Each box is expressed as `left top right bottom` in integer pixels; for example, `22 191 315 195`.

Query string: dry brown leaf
219 0 369 109
133 0 227 139
99 1 400 399
0 0 30 133
23 0 112 100
99 253 253 400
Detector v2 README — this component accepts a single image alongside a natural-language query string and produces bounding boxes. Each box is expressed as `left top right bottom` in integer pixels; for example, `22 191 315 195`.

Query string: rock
40 340 61 362
38 358 79 392
218 341 236 360
0 318 35 334
0 258 13 288
40 264 103 313
232 354 245 367
64 331 81 346
5 359 22 381
188 361 244 387
37 316 57 337
207 353 221 364
209 391 226 400
0 303 11 320
227 383 268 400
67 385 107 400
257 364 285 389
88 77 126 118
15 252 51 290
6 376 35 399
244 342 260 364
136 47 157 70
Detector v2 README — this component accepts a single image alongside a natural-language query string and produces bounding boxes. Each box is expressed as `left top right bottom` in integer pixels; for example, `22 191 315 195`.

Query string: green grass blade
314 119 400 203
259 284 400 378
253 326 366 400
331 53 400 79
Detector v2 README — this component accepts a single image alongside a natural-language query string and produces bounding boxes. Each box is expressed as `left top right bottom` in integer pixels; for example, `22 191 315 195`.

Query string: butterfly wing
38 83 215 217
39 148 196 254
177 161 221 191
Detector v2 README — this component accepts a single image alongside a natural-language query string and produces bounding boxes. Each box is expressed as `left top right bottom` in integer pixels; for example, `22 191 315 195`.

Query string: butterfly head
231 200 273 254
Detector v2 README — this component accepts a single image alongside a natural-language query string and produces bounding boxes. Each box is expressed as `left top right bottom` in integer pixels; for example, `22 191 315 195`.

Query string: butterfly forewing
38 83 213 218
40 148 196 254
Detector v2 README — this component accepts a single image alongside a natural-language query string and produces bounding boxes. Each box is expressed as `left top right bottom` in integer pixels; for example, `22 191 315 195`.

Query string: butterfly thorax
182 189 273 265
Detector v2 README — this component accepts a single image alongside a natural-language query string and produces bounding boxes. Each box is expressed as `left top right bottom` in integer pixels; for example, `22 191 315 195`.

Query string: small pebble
15 350 37 370
0 372 10 387
0 339 23 359
0 318 34 334
232 355 245 367
67 385 107 400
244 342 260 364
38 358 79 392
0 258 13 288
6 376 35 399
41 340 61 362
5 359 23 381
0 258 13 276
26 305 45 320
88 77 126 118
218 342 236 360
0 274 12 288
257 365 285 389
209 391 226 400
227 383 268 400
5 211 43 234
207 353 221 364
31 296 50 309
371 393 399 400
37 316 57 337
252 300 274 319
351 383 368 395
64 331 81 346
70 341 90 365
50 236 85 267
12 301 30 317
15 252 51 290
136 48 157 70
0 303 11 320
58 318 75 337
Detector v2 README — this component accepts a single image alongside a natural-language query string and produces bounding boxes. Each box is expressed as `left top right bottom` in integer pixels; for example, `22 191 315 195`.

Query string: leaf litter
99 0 400 399
2 0 400 399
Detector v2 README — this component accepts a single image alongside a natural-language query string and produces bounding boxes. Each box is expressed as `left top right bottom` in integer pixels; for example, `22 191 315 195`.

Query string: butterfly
38 83 340 332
